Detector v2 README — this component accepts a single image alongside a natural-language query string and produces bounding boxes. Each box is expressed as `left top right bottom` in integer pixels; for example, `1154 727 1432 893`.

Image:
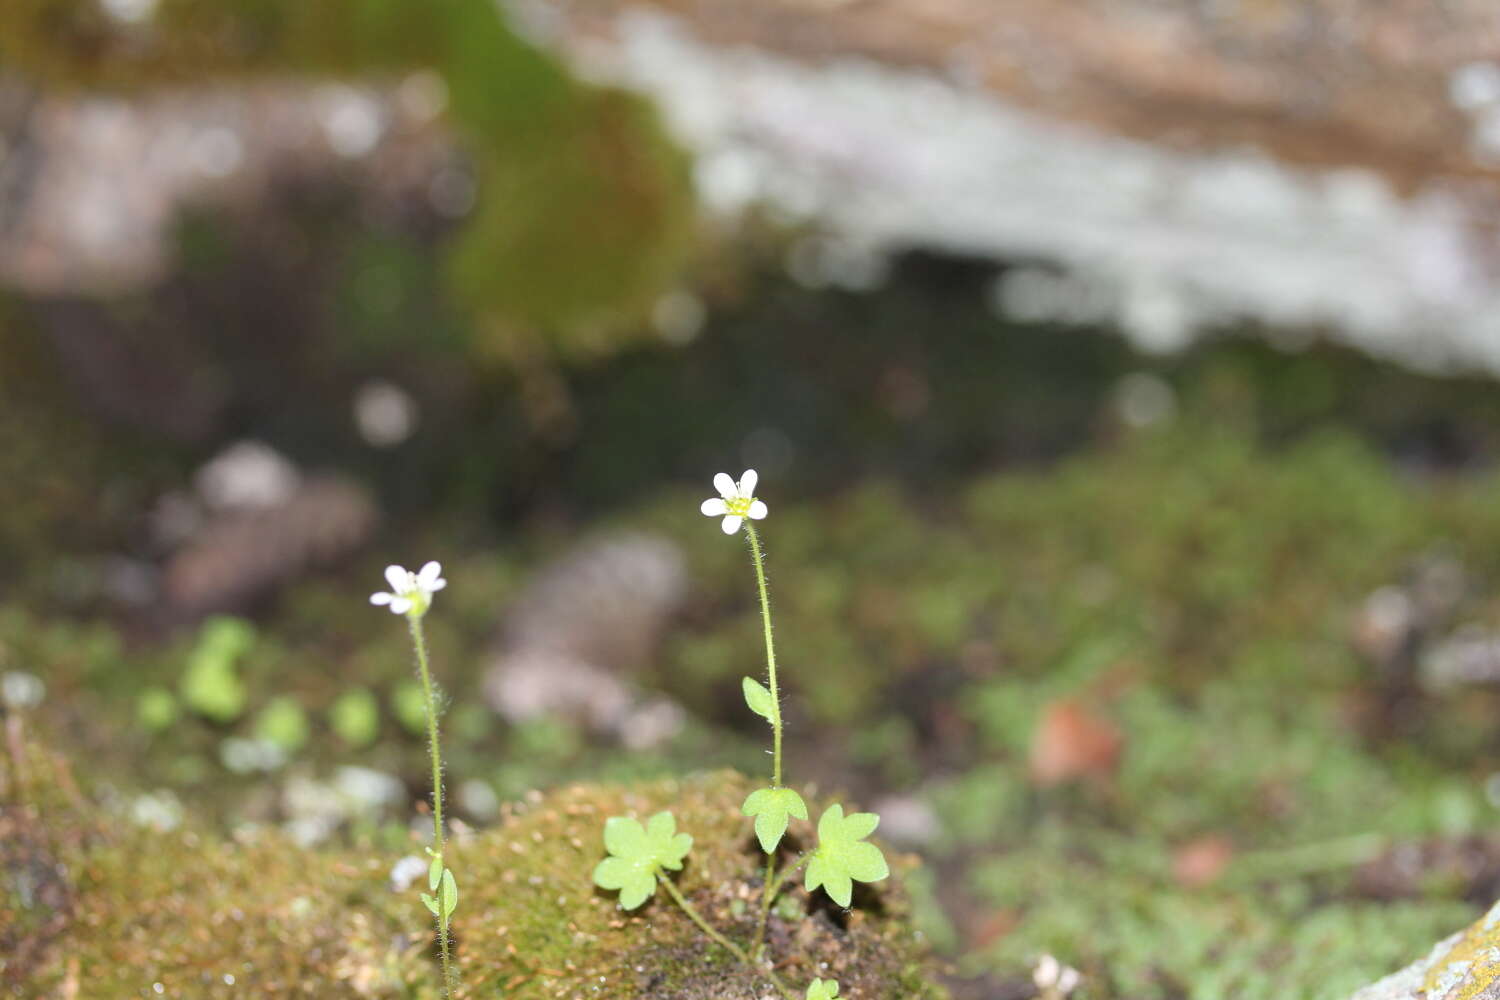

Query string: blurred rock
387 853 427 893
194 440 301 511
1347 901 1500 1000
0 80 455 296
162 474 379 616
1351 552 1466 679
535 1 1500 378
868 793 940 849
1422 627 1500 692
281 765 405 847
482 533 688 742
1354 836 1500 905
485 649 633 730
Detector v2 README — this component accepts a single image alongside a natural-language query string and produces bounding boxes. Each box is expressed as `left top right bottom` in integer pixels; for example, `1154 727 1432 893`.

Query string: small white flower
370 561 446 616
700 469 767 535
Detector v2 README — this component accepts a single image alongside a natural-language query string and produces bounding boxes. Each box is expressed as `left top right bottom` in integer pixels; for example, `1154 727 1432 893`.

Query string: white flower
370 561 446 616
700 469 767 535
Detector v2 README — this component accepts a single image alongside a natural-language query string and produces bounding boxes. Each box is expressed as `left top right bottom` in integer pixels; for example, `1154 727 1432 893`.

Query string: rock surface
524 0 1500 378
1351 904 1500 1000
483 533 689 743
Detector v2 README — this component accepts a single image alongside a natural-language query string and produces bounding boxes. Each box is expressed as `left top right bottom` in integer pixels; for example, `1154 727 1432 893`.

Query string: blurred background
9 1 1500 997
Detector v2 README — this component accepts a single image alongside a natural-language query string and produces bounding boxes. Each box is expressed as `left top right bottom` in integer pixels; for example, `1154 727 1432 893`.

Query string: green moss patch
4 740 942 998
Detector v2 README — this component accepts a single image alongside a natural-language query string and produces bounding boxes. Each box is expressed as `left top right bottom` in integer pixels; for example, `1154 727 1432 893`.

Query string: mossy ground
8 27 1500 988
13 403 1500 998
3 737 939 998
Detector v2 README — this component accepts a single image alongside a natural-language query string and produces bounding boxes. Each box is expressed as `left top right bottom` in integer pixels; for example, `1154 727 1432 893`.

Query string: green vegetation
2 740 938 998
11 394 1500 995
11 393 1500 995
7 1 1498 994
592 475 889 1000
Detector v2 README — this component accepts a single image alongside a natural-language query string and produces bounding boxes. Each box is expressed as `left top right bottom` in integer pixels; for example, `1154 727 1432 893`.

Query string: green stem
744 521 790 962
658 875 794 1000
744 523 781 788
408 612 455 997
754 852 809 959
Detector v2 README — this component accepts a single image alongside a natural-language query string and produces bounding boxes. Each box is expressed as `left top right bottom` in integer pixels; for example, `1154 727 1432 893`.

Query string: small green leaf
440 869 458 918
592 811 694 910
253 696 309 753
806 979 840 1000
180 617 253 723
329 687 380 748
420 892 439 916
428 856 443 892
741 786 808 854
804 803 889 908
742 677 775 722
392 681 430 736
137 687 180 732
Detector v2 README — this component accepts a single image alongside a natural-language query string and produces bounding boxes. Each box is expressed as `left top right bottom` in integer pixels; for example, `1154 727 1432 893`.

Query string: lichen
1420 906 1500 1000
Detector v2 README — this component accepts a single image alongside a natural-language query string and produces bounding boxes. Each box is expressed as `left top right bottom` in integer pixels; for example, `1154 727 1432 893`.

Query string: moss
4 739 942 998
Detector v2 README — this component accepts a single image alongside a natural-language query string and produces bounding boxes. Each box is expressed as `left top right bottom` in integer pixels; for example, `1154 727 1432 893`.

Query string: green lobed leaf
428 856 443 892
592 811 694 910
804 803 889 908
806 979 840 1000
741 786 809 854
420 892 439 916
742 676 776 722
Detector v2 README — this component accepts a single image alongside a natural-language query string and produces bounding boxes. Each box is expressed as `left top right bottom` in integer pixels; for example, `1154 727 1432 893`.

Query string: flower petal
428 578 447 592
700 497 728 516
370 592 393 605
385 565 409 593
738 469 757 497
417 561 443 587
389 596 413 615
747 500 768 520
713 472 736 498
720 514 743 535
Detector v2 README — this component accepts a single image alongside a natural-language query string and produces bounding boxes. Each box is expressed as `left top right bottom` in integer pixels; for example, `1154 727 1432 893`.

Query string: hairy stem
744 522 786 961
744 522 782 788
659 875 794 1000
408 613 455 997
755 852 810 958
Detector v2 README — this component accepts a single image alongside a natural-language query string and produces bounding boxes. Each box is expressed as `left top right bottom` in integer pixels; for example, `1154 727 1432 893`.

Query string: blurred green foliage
254 694 310 752
179 616 255 723
136 687 181 732
391 679 430 736
1 0 696 355
329 686 380 748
